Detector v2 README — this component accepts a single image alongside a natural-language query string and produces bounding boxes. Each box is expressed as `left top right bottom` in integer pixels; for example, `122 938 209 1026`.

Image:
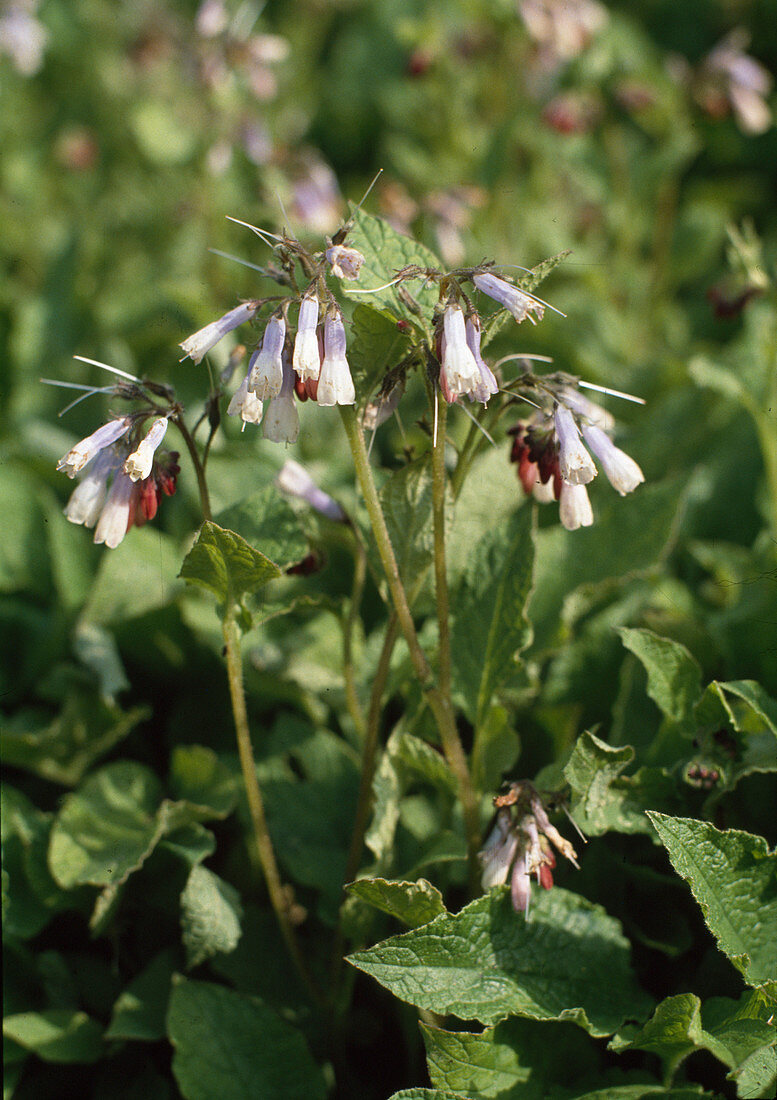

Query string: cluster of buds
57 412 179 549
479 781 582 917
508 382 644 530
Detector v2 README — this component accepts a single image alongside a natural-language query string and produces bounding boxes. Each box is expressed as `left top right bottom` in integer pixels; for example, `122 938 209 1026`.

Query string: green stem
174 414 212 522
222 608 323 1006
342 536 368 741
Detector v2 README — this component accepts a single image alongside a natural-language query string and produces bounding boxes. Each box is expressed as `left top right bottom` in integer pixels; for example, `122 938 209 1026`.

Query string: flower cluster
508 384 644 530
58 413 179 549
479 781 581 917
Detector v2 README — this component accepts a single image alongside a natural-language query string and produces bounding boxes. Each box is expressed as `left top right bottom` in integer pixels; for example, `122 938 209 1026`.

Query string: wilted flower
123 417 169 482
248 315 286 400
293 292 321 381
439 304 481 403
180 301 260 364
326 244 366 281
263 348 299 444
57 417 132 478
317 311 355 406
276 460 346 522
473 272 545 325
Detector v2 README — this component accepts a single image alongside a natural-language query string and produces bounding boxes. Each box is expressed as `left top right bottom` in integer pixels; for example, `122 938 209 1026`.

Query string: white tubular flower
532 476 556 503
248 315 286 400
179 300 259 364
510 850 532 916
276 459 346 522
582 424 644 496
554 404 597 485
123 417 169 482
293 292 321 381
440 305 481 402
317 311 355 406
64 449 118 528
57 417 132 478
227 370 264 426
559 387 614 431
263 350 299 444
465 316 499 405
325 244 365 280
558 481 594 530
480 822 520 891
94 470 135 549
473 272 545 324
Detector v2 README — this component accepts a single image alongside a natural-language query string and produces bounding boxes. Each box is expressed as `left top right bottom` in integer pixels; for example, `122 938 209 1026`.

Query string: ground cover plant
2 1 777 1098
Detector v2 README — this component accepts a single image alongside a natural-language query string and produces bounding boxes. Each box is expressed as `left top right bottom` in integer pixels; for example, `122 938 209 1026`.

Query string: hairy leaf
179 521 282 608
346 877 447 928
619 628 702 725
180 865 243 969
216 488 308 571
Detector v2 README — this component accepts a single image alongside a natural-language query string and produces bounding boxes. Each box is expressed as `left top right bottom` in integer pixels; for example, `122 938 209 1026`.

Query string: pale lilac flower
248 315 286 400
276 460 346 522
57 417 132 478
554 404 597 485
465 316 499 405
479 811 520 891
195 0 228 37
64 449 119 528
558 481 593 530
581 424 644 496
0 2 48 76
706 31 773 135
519 0 607 63
510 850 532 916
326 244 365 281
179 301 260 364
440 305 481 402
473 272 545 325
94 470 135 549
263 349 299 444
227 370 264 427
559 387 614 431
293 292 321 381
123 418 169 482
317 312 355 406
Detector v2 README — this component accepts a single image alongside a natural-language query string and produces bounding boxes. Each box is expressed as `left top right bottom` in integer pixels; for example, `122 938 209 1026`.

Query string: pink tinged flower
559 481 593 530
465 316 499 405
276 460 346 522
263 349 299 444
473 272 545 325
293 293 321 381
57 417 132 478
248 315 286 400
123 418 169 482
179 301 260 364
510 850 532 916
581 424 644 496
479 811 519 890
94 470 135 549
554 404 597 485
64 449 118 528
325 244 365 281
317 312 355 406
440 305 481 403
227 370 264 427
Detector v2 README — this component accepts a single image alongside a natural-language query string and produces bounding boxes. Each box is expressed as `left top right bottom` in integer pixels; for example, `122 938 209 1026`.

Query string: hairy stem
222 608 323 1006
342 536 368 741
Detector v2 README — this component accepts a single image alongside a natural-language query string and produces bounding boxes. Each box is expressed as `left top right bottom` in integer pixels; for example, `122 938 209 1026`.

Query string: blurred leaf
2 1010 103 1064
471 705 520 793
346 877 447 929
349 887 652 1035
167 978 326 1100
106 950 177 1043
179 522 282 610
451 507 534 727
0 465 52 598
72 620 129 701
216 488 308 571
394 732 457 794
366 731 403 868
130 101 196 166
169 745 238 819
648 814 777 986
619 628 702 725
1 786 67 940
348 304 412 405
180 865 242 969
378 457 438 593
84 527 182 625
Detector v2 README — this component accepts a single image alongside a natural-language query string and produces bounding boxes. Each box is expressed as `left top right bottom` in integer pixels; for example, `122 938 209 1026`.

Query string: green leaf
618 628 702 724
169 745 238 819
179 521 282 609
346 877 447 928
693 680 777 794
167 978 326 1100
387 1092 468 1100
180 865 243 969
394 732 457 794
471 705 520 793
451 508 535 727
348 303 412 405
2 1010 103 1064
366 731 403 868
215 488 308 571
648 814 777 985
106 950 177 1042
349 887 652 1035
83 527 181 624
378 457 437 593
340 206 442 328
1 786 67 939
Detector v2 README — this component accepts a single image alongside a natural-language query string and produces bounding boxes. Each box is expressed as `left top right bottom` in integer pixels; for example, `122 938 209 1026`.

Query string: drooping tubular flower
465 315 499 405
293 291 321 381
263 346 299 443
179 300 260 364
227 369 264 427
439 304 481 403
248 314 286 400
553 404 597 485
317 309 355 406
57 417 132 477
276 459 346 522
473 271 546 325
123 417 169 481
93 469 136 549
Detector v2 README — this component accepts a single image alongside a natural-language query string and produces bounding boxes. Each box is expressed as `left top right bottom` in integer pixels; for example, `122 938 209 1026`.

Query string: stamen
493 353 554 370
457 400 497 446
209 248 270 273
72 356 140 382
346 275 406 294
578 380 646 405
226 215 284 247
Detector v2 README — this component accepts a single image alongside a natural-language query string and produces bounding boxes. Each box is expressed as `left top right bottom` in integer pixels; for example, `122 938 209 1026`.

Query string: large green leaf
378 457 438 594
618 628 702 724
215 488 308 571
179 522 282 609
346 877 447 929
106 950 177 1042
349 887 651 1035
167 978 326 1100
450 508 535 727
648 814 777 986
348 303 412 405
180 865 243 969
2 1010 104 1064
